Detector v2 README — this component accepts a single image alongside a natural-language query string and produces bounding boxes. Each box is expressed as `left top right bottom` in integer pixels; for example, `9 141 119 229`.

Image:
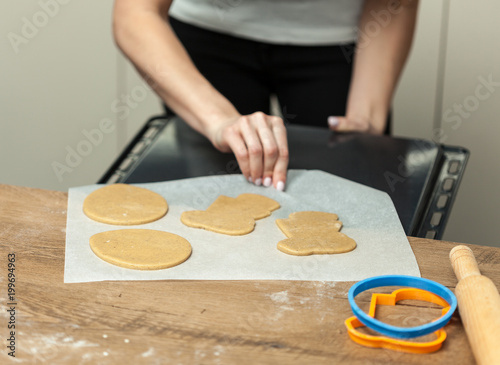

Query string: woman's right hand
211 112 289 191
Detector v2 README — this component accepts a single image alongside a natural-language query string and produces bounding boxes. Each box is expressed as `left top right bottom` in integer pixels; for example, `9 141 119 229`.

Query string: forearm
112 0 240 144
347 0 419 133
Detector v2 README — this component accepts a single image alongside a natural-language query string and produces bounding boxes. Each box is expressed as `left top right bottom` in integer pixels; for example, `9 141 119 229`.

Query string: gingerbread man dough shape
276 211 356 256
181 193 280 235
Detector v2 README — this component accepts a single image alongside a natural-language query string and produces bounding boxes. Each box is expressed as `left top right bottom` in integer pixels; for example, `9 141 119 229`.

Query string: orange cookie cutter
345 288 451 354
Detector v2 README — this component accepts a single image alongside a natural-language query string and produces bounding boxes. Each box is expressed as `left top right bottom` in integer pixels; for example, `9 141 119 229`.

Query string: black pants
168 17 390 133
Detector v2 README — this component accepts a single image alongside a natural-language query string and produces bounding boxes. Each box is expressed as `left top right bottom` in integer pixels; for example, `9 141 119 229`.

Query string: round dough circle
83 184 168 225
90 229 192 270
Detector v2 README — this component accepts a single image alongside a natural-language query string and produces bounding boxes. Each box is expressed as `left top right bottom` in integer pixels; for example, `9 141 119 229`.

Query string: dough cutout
90 229 192 270
83 183 168 225
276 211 356 256
181 193 280 235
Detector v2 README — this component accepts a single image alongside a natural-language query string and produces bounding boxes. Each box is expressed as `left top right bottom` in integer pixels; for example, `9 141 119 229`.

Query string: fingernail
263 177 272 187
248 176 253 183
328 116 339 128
254 178 262 186
276 181 285 191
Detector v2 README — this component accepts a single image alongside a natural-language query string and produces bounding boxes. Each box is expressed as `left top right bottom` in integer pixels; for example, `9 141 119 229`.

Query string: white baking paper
64 170 420 283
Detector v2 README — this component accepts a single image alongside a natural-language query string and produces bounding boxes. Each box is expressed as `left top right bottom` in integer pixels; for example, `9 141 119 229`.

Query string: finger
328 116 369 133
255 115 281 187
270 117 289 191
328 116 350 131
223 125 251 180
239 116 264 185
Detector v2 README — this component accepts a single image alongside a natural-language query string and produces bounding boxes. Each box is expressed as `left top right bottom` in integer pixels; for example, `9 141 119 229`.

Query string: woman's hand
211 112 289 191
327 115 384 134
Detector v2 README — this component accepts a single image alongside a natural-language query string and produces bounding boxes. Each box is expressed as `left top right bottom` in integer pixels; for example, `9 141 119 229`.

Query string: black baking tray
99 116 469 239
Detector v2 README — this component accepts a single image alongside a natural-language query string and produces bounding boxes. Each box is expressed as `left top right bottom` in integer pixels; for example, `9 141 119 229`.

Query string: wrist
203 112 241 150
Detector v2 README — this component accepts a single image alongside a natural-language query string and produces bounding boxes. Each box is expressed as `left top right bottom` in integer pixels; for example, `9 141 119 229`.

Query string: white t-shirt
169 0 365 45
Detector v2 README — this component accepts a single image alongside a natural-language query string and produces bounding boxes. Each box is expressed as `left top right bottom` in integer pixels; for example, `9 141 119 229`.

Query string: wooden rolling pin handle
450 245 500 365
450 245 481 281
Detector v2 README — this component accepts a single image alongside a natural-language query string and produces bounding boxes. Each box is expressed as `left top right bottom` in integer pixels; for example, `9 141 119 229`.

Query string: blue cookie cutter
348 275 457 339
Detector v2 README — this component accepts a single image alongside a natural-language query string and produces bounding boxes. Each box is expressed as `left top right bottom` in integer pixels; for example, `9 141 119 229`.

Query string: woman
112 0 419 191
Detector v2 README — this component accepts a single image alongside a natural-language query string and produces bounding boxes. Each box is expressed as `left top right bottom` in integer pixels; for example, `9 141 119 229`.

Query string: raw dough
276 211 356 256
90 229 191 270
276 211 342 237
181 193 280 235
83 183 168 225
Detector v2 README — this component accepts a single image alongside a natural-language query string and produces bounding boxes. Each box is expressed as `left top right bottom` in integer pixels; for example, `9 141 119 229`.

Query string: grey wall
395 0 500 247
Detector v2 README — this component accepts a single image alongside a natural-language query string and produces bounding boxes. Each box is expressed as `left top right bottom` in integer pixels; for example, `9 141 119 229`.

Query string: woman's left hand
327 115 384 135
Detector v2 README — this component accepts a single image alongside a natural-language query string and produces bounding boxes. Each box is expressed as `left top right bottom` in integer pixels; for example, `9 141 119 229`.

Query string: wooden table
1 184 499 364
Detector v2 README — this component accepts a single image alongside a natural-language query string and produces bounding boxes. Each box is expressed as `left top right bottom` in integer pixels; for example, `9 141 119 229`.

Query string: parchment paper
64 170 420 283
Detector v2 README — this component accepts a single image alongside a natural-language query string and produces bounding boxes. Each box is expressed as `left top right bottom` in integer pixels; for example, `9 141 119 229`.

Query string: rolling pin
450 245 500 365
